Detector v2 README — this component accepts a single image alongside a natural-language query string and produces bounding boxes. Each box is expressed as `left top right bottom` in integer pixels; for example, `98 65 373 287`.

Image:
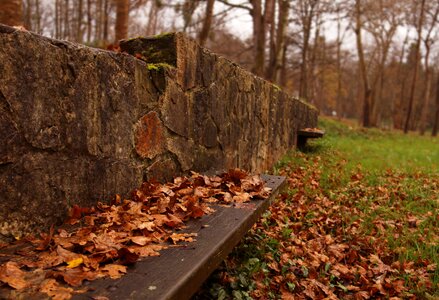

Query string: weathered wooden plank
74 175 285 300
297 129 325 138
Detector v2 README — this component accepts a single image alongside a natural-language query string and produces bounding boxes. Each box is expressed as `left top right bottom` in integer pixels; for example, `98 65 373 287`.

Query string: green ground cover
195 117 439 299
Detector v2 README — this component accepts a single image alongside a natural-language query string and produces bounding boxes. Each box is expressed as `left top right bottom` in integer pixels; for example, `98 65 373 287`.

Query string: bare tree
250 0 268 76
418 2 439 134
433 73 439 136
76 0 84 42
198 0 215 46
392 29 410 129
102 0 110 42
63 0 70 39
296 0 321 100
365 0 404 126
115 0 129 41
404 0 426 133
216 0 272 77
24 0 32 29
334 0 350 118
181 0 200 32
86 0 92 42
35 0 41 33
354 0 372 127
145 0 162 36
266 0 290 83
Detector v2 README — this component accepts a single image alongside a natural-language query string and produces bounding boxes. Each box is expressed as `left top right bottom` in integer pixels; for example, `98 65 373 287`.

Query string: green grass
299 117 439 296
196 117 439 299
318 117 439 174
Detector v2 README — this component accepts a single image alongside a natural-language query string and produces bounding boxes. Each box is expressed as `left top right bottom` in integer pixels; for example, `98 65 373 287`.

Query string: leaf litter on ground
0 169 271 299
195 151 438 299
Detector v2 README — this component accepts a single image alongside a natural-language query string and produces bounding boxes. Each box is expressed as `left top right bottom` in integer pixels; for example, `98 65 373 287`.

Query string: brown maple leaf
0 262 28 290
40 278 75 300
48 267 97 287
100 264 127 279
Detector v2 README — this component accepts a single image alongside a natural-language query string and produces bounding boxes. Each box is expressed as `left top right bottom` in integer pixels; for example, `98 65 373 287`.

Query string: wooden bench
297 128 325 149
74 174 285 300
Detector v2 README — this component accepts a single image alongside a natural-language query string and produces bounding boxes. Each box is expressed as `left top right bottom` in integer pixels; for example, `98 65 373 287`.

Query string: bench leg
297 136 307 149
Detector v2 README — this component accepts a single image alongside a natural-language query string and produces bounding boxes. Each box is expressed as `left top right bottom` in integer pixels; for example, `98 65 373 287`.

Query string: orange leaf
49 268 97 287
100 264 127 279
0 262 28 290
130 236 151 246
40 279 74 300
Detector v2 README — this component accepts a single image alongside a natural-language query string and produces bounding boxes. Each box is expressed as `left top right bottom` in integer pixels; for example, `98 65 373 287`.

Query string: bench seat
297 128 325 149
74 175 285 300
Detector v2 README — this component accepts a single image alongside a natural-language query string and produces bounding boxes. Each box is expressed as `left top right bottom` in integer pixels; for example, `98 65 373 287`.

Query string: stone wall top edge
0 23 319 115
0 23 146 67
173 32 319 114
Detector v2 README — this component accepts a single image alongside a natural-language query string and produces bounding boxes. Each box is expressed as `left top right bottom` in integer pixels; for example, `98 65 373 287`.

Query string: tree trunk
308 19 321 105
273 0 290 84
182 0 200 32
265 0 277 80
95 0 102 43
146 1 158 36
251 0 265 76
102 0 109 43
392 31 409 129
76 0 83 42
418 3 439 134
299 21 311 100
298 0 319 101
0 0 23 26
335 4 344 119
64 0 70 39
55 0 60 38
198 0 215 46
115 0 129 42
418 45 432 135
280 42 288 87
354 0 372 127
35 0 40 33
432 74 439 137
24 0 32 30
86 0 92 42
404 0 426 133
371 48 390 127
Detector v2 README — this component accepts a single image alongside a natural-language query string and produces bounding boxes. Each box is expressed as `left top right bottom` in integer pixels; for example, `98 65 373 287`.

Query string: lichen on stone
293 96 318 111
152 32 175 39
147 63 173 71
272 84 281 91
0 220 30 241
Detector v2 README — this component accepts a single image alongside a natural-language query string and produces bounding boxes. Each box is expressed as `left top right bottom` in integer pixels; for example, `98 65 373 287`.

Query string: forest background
1 0 439 135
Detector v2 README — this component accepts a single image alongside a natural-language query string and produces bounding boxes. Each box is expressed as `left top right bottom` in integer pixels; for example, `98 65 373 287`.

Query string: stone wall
0 25 318 239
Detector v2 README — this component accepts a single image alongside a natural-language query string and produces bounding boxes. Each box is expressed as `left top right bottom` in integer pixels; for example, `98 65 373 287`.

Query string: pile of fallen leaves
0 169 271 299
196 155 438 299
299 128 324 133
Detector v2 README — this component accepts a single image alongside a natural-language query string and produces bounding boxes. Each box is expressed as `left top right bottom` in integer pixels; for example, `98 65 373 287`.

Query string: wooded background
1 0 439 135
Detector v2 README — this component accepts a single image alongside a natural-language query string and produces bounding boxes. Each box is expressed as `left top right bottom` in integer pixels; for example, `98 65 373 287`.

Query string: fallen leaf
117 247 139 265
0 261 28 290
66 257 84 269
131 244 164 257
100 264 127 279
49 268 97 287
168 233 197 244
130 236 151 246
40 279 74 300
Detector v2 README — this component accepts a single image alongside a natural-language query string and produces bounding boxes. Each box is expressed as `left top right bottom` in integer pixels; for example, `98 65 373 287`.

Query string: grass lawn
195 117 439 299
